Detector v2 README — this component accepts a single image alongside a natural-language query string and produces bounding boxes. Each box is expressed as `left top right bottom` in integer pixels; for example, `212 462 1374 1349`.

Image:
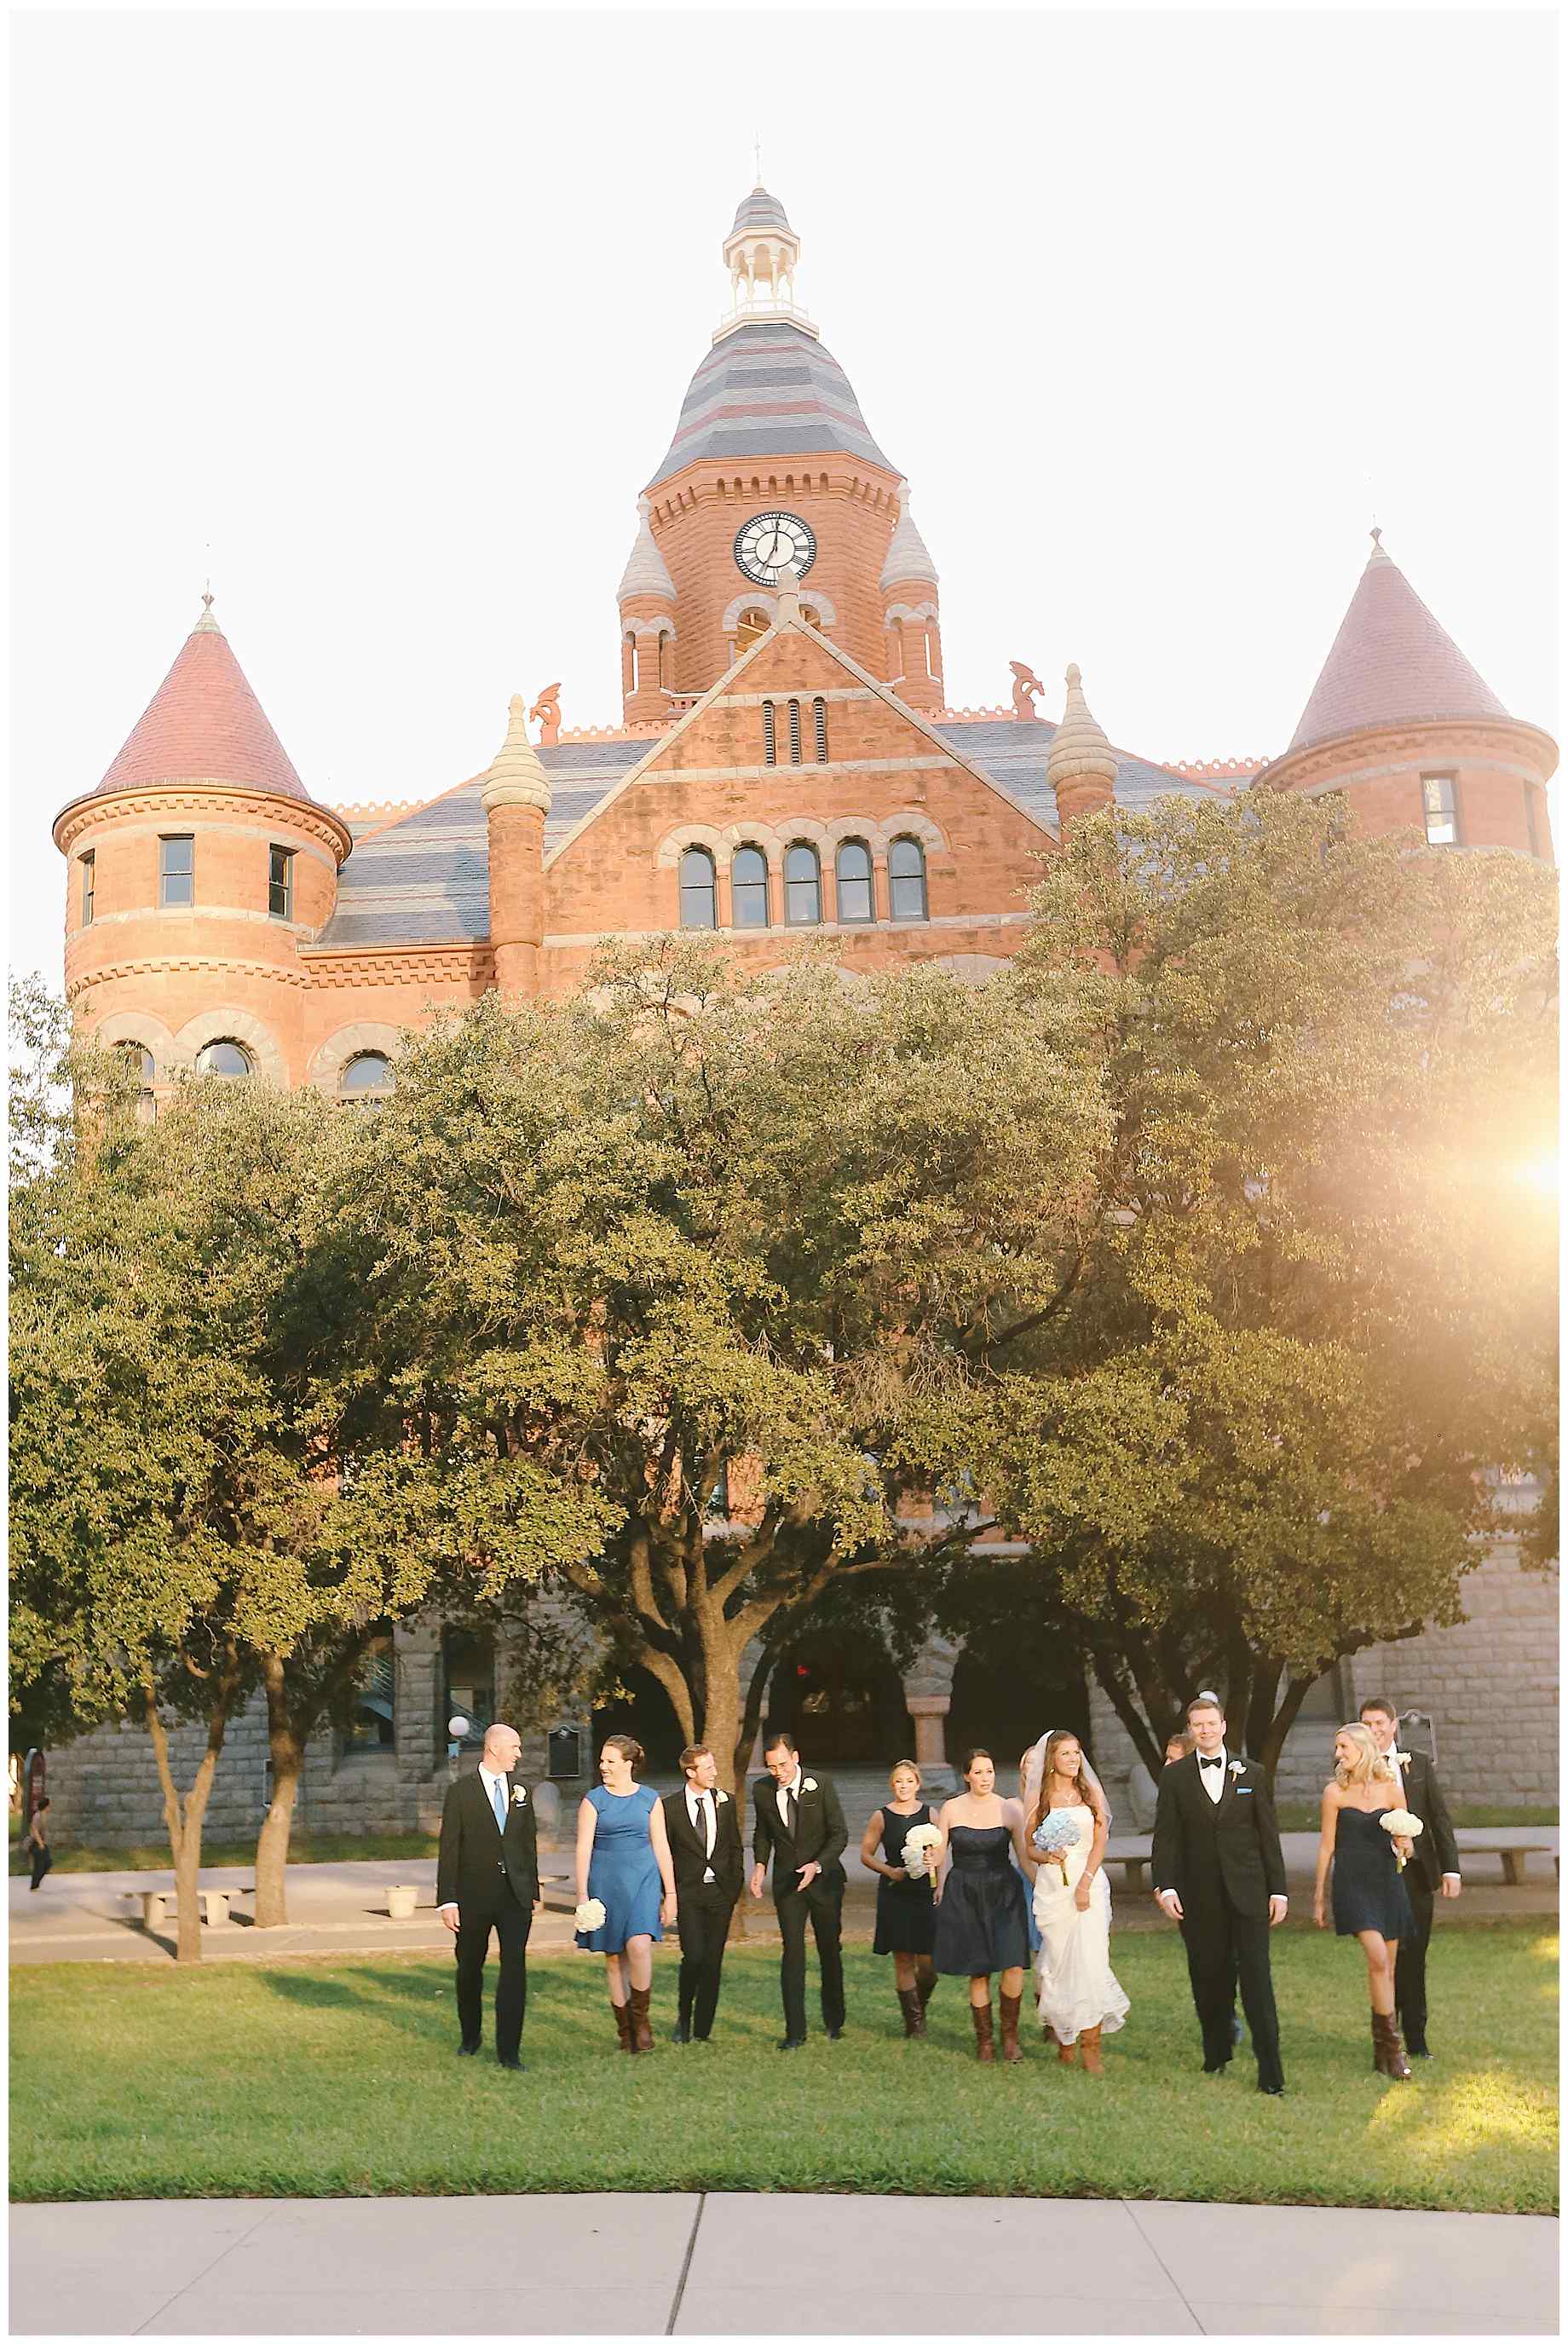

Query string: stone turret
617 494 678 725
1047 662 1118 831
879 479 943 713
481 695 551 995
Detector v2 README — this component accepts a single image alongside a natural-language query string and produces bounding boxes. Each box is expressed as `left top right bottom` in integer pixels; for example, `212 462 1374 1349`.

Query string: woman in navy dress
929 1749 1035 2065
574 1734 677 2052
858 1759 938 2035
1312 1723 1415 2081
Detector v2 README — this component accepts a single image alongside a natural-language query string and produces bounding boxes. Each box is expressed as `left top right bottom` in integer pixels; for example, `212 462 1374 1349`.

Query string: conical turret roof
617 494 677 602
879 479 938 592
1288 533 1508 753
95 598 311 800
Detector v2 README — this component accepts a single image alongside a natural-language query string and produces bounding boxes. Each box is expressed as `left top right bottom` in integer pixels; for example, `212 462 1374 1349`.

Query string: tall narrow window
762 701 777 765
889 835 930 921
787 699 803 765
80 852 95 926
835 839 874 923
679 846 718 929
1421 774 1458 846
115 1042 156 1123
731 844 770 928
813 698 829 762
784 842 821 926
268 845 294 920
159 834 193 908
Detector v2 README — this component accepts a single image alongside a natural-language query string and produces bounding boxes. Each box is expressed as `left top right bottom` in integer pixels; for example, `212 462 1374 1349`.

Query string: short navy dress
1332 1803 1413 1940
576 1782 664 1952
932 1822 1030 1975
873 1802 937 1956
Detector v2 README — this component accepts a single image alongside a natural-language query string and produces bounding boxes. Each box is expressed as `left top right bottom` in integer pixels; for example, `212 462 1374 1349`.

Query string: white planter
386 1884 418 1920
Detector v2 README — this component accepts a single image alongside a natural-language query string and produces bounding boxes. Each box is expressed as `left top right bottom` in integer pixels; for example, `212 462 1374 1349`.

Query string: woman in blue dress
1312 1723 1415 2081
574 1734 677 2052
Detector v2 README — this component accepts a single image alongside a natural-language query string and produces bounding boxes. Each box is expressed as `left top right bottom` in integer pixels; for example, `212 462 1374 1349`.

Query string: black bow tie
1200 1754 1224 1770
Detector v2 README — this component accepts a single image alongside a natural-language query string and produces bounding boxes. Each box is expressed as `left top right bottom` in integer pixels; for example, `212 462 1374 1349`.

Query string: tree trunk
253 1654 303 1927
1258 1671 1317 1787
142 1666 238 1967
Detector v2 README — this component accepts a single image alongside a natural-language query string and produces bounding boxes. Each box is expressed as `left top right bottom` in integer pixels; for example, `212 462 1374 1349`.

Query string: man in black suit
436 1722 542 2070
661 1742 744 2042
748 1728 849 2050
1361 1695 1461 2059
1152 1691 1289 2095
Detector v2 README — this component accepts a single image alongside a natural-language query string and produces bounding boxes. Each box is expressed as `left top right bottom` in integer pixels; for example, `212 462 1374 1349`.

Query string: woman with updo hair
574 1734 677 2052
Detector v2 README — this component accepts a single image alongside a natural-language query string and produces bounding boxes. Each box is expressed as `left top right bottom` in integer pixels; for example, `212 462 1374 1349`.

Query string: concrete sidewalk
8 2192 1558 2335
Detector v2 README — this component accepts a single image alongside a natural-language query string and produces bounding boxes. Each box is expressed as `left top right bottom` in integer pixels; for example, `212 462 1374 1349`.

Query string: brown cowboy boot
1373 2010 1412 2081
1056 2029 1078 2067
999 1991 1024 2064
613 1999 634 2054
971 1999 995 2063
628 1984 655 2053
915 1960 937 2012
896 1986 925 2038
1079 2024 1104 2076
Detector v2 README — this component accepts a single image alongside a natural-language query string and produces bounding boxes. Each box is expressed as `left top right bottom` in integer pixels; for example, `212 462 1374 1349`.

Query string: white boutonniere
803 1777 818 1793
1228 1760 1246 1779
714 1790 729 1804
512 1786 527 1806
1397 1752 1412 1770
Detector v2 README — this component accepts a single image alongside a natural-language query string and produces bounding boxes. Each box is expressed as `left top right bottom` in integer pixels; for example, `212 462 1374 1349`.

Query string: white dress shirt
1197 1744 1228 1804
437 1765 510 1915
686 1786 717 1880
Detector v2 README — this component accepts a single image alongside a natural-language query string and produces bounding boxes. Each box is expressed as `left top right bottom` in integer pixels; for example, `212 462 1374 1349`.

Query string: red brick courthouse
48 185 1557 1839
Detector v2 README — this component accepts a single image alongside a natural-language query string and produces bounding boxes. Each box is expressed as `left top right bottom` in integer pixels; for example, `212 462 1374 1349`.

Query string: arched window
785 842 821 927
762 701 777 765
731 844 770 929
813 698 829 761
679 846 718 929
736 608 770 653
787 699 803 765
114 1041 156 1123
835 840 874 924
340 1051 394 1102
888 836 930 921
195 1038 253 1078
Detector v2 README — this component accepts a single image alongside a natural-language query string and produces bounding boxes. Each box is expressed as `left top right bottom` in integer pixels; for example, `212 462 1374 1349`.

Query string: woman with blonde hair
1028 1730 1128 2075
859 1758 939 2035
1312 1722 1415 2080
574 1734 677 2052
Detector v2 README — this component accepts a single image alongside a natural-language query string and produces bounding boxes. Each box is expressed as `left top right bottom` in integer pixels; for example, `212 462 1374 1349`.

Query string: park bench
124 1883 250 1929
1104 1836 1154 1890
1455 1828 1559 1885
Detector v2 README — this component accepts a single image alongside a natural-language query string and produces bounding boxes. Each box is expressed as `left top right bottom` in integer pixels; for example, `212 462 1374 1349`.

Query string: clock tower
614 184 919 711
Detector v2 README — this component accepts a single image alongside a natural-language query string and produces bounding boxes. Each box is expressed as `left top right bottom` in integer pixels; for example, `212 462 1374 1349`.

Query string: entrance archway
765 1630 908 1764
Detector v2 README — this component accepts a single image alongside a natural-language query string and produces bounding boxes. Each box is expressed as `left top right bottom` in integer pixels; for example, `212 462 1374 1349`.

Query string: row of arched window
678 837 929 931
762 698 828 767
112 1039 394 1110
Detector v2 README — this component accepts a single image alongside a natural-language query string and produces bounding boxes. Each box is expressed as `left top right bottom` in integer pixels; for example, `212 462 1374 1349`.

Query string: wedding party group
435 1690 1461 2094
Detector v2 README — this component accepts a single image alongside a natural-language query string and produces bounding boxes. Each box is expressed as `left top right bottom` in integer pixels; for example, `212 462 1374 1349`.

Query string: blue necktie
492 1778 507 1831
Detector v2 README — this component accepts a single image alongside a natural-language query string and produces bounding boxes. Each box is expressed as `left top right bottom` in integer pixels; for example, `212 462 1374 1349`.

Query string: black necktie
782 1786 794 1833
1200 1755 1223 1770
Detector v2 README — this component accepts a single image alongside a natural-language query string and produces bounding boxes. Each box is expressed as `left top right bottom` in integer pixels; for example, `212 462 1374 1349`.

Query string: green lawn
10 1922 1556 2212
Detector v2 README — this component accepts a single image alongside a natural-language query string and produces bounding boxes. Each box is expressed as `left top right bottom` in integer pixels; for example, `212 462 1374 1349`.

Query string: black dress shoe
1258 2081 1284 2096
825 2026 844 2041
497 2054 523 2070
457 2041 481 2057
1407 2039 1433 2058
777 2035 806 2052
671 2022 691 2044
1203 2058 1231 2075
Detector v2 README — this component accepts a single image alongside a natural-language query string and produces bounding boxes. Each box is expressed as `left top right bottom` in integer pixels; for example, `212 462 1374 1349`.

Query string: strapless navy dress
1332 1803 1412 1940
933 1822 1030 1974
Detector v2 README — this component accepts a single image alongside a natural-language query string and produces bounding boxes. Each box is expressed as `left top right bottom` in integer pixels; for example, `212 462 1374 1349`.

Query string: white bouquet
1032 1809 1082 1890
1380 1810 1424 1871
902 1823 943 1879
574 1897 607 1931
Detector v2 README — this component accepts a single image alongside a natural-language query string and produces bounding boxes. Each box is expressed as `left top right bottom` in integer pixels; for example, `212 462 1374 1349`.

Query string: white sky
9 6 1559 993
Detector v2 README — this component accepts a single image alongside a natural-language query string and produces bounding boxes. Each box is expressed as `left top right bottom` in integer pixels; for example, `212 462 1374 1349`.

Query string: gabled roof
1288 534 1508 753
646 320 895 488
95 601 310 801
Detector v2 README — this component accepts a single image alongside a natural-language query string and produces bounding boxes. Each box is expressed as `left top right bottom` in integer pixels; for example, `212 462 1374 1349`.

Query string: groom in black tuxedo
661 1742 744 2042
1153 1692 1288 2094
749 1729 849 2050
1360 1695 1461 2058
436 1722 542 2070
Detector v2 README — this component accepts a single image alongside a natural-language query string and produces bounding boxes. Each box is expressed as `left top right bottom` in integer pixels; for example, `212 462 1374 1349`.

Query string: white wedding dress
1031 1800 1130 2045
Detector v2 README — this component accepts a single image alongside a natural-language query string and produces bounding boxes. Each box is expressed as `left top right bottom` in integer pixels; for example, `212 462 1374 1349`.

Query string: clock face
734 510 817 586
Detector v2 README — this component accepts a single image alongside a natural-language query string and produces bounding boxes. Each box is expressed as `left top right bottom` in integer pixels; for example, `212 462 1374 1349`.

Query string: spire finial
753 132 762 184
1367 524 1391 567
193 580 220 634
481 692 552 817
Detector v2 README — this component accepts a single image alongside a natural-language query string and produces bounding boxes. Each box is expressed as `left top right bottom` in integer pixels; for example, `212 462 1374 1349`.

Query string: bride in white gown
1025 1728 1129 2073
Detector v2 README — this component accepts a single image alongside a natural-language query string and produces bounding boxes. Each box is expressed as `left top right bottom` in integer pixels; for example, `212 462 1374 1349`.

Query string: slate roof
647 320 896 488
730 185 793 235
311 740 649 949
1288 541 1508 753
311 723 1232 950
96 612 311 802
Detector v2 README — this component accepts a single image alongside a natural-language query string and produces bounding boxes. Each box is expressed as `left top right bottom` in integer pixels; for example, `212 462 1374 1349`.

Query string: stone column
902 1636 959 1780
